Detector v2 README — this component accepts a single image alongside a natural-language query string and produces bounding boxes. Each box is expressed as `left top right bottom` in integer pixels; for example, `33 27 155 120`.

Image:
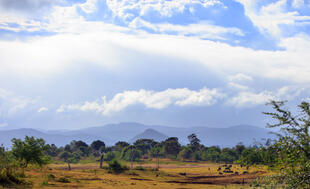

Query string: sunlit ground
18 160 274 189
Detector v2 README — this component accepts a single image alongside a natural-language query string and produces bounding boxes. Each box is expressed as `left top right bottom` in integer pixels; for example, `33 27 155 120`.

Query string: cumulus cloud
57 88 225 115
0 0 309 127
79 0 99 14
228 90 274 108
106 0 223 22
236 0 310 36
227 85 306 108
38 107 48 113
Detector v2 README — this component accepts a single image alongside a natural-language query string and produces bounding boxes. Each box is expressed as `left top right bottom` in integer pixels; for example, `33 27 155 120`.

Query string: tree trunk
100 154 104 168
157 156 159 170
67 162 71 171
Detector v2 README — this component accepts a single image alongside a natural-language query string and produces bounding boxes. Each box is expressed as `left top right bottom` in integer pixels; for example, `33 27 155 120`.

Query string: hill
129 128 168 143
0 122 273 148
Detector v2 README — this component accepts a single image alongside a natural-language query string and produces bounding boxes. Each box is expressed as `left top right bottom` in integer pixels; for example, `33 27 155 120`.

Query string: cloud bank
57 88 225 115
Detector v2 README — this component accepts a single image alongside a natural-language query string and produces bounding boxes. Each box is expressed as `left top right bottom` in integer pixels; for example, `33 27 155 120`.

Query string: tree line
1 132 278 171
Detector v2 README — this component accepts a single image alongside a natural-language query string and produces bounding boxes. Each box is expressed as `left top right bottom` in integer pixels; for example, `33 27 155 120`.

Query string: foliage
45 144 59 157
57 177 70 183
108 159 127 173
187 133 202 151
0 147 25 186
220 148 237 163
263 100 310 188
201 146 221 162
11 136 49 168
163 137 181 158
178 146 193 160
133 139 157 155
91 140 105 152
113 141 130 152
104 151 117 161
121 146 142 161
148 145 163 158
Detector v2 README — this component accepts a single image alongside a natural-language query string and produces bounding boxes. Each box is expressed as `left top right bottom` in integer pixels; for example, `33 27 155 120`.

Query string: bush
133 166 145 171
104 152 116 161
57 177 70 183
108 160 127 173
121 146 142 161
0 150 25 186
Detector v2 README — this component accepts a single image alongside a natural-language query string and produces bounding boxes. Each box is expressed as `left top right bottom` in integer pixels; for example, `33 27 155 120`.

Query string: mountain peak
130 128 168 143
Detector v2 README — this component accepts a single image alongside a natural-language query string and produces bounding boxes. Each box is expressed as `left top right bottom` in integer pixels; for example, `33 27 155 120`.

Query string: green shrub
104 152 116 161
57 177 70 183
47 173 56 180
108 159 127 173
0 150 25 186
133 166 145 171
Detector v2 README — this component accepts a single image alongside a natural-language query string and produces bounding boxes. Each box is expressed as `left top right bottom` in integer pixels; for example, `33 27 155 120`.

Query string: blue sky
0 0 309 130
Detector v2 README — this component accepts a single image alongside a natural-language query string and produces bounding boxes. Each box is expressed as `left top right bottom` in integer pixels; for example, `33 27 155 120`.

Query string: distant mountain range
0 122 274 148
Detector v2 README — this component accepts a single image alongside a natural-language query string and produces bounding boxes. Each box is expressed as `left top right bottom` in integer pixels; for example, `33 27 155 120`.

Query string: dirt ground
10 162 272 189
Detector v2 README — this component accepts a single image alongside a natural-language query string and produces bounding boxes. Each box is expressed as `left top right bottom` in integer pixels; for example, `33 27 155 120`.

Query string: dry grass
13 161 274 189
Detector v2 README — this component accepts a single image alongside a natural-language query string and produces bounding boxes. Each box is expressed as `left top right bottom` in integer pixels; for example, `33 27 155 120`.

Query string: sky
0 0 309 130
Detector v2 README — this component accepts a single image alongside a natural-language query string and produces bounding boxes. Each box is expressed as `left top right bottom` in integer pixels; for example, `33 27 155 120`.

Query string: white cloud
57 88 225 115
79 0 98 14
0 88 36 115
129 18 244 40
106 0 223 22
292 0 305 8
228 73 253 83
228 90 275 108
0 0 57 12
38 107 48 113
227 85 307 108
236 0 310 36
1 26 310 84
302 97 310 102
227 73 253 91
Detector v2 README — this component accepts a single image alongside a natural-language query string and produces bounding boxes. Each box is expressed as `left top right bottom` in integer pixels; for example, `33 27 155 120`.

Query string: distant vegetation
0 100 309 188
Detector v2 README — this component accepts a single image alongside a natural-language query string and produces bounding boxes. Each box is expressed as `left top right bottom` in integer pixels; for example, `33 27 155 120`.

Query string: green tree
202 146 221 162
178 146 193 160
11 136 49 168
58 151 80 170
149 144 163 169
163 137 181 158
240 147 262 165
45 144 59 157
234 143 246 158
220 148 237 163
121 146 142 162
90 140 106 168
114 141 130 152
133 139 157 155
0 147 23 186
264 100 310 188
91 140 105 152
104 151 116 161
187 133 201 151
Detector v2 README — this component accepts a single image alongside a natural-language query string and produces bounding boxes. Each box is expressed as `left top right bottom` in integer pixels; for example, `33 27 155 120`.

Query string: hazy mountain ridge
0 122 273 148
130 128 168 143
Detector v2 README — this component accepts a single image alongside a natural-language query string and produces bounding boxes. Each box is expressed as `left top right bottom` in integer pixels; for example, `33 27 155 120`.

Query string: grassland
8 160 274 189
